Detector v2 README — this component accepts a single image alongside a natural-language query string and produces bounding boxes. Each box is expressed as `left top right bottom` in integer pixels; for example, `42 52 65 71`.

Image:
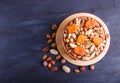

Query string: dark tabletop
0 0 120 83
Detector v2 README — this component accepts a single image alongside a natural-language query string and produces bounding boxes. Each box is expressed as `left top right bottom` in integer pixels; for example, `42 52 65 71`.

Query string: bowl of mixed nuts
56 13 110 66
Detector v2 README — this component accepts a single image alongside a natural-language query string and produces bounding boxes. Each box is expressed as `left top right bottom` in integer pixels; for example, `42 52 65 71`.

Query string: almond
46 34 51 39
42 47 50 52
80 66 86 71
47 63 52 68
61 58 66 63
51 24 57 30
55 55 61 60
90 65 95 70
46 56 52 61
49 66 58 71
49 59 55 65
47 39 53 43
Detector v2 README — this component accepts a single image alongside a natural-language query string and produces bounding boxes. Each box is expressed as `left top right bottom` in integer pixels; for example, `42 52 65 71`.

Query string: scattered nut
50 59 55 65
51 42 56 48
42 54 47 60
48 63 52 68
42 47 50 52
49 66 58 71
46 34 51 39
46 56 52 61
52 32 56 38
82 56 91 61
43 61 48 67
74 69 80 73
47 39 53 43
61 58 66 63
80 66 86 71
50 49 58 55
90 65 95 70
62 65 71 73
55 55 61 60
51 24 57 30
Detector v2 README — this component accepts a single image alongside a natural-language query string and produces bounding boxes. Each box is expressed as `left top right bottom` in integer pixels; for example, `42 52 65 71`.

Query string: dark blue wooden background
0 0 120 83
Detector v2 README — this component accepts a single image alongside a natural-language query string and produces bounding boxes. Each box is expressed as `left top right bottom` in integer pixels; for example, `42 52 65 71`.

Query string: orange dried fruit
68 24 78 33
85 19 99 29
93 35 103 46
77 34 87 44
73 46 85 56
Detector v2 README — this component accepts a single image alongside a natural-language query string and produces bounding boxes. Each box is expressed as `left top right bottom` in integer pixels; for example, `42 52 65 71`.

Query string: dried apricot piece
77 34 87 44
92 35 103 46
85 19 99 29
73 46 85 56
68 24 78 33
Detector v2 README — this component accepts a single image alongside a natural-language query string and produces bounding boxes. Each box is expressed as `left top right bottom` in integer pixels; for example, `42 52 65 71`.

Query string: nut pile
63 17 109 60
41 24 95 73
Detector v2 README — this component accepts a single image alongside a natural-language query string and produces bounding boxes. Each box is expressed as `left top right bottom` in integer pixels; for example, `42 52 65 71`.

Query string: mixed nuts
63 17 109 61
